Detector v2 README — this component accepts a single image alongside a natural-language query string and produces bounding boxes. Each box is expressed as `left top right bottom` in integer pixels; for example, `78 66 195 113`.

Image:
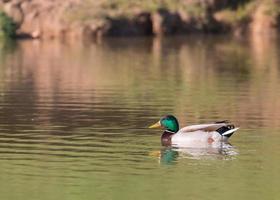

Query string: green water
0 36 279 200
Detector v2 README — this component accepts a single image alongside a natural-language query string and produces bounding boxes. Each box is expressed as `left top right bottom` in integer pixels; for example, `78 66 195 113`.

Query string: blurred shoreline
1 0 280 40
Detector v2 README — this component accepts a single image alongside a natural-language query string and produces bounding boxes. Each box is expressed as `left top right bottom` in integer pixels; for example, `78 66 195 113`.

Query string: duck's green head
149 115 179 133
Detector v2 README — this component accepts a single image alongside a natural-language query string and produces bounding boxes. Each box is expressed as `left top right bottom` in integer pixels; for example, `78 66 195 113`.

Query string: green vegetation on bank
215 1 257 26
65 0 255 20
263 0 280 17
0 11 17 38
65 0 280 22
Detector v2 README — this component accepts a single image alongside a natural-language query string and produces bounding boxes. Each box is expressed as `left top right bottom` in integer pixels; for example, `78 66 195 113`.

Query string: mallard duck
149 115 239 147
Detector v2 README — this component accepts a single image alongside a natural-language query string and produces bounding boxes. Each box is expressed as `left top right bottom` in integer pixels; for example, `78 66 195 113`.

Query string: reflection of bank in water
155 143 238 164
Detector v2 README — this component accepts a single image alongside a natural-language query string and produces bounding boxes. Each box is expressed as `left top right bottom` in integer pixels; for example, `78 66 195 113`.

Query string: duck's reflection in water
155 143 238 164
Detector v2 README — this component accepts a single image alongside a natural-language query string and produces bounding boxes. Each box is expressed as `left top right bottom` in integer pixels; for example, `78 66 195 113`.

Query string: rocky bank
0 0 280 40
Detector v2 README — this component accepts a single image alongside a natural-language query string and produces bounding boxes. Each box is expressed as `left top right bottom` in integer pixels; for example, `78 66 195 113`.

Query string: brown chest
161 131 174 146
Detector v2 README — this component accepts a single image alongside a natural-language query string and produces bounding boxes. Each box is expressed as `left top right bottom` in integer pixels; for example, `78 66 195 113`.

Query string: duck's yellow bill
149 121 161 129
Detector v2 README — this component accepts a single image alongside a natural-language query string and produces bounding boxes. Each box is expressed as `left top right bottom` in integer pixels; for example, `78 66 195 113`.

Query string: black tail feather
215 120 230 124
216 125 235 138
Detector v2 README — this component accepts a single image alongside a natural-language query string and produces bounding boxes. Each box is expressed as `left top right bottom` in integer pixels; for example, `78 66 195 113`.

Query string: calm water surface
0 36 280 200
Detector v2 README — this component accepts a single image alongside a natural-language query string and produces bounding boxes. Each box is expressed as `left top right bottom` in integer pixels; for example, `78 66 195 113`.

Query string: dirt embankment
0 0 280 40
